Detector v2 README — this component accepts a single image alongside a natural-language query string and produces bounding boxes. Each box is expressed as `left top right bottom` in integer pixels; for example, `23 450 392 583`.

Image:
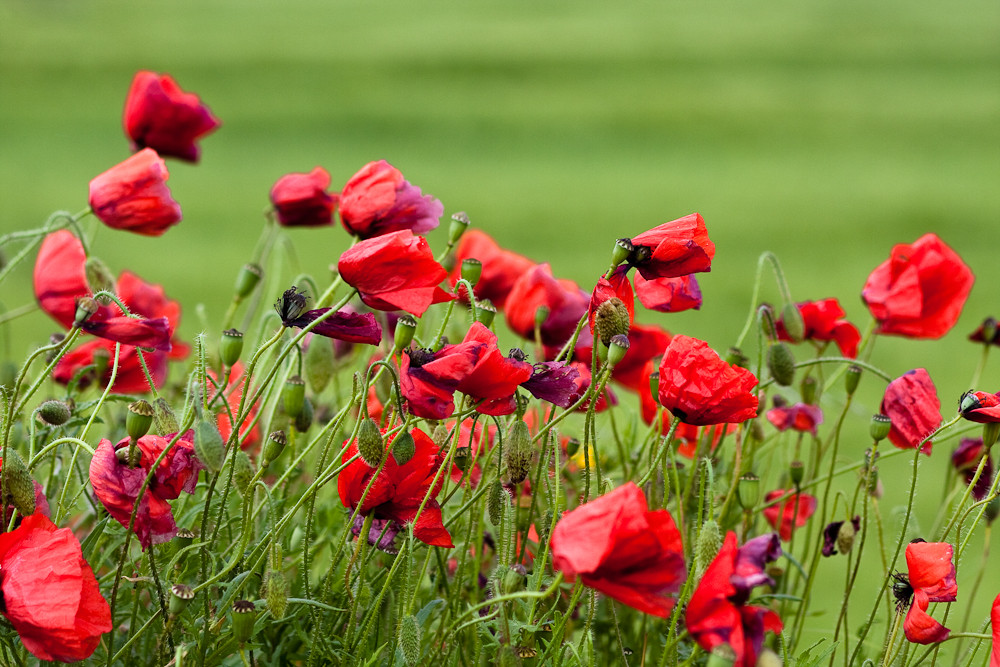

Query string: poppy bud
986 495 1000 524
127 400 154 441
169 584 194 616
870 414 892 442
283 375 306 419
294 396 314 432
153 397 179 435
836 519 857 554
453 446 472 472
234 263 263 300
84 257 116 296
536 509 554 543
766 342 796 386
231 600 257 644
233 451 254 499
845 365 862 395
220 329 244 368
781 302 806 342
391 431 416 465
606 334 630 369
399 614 421 667
2 449 35 518
695 519 722 578
984 422 1000 451
789 461 804 486
758 304 778 340
595 298 631 345
357 418 384 467
487 479 506 525
38 399 72 426
264 568 288 620
737 473 760 510
73 297 99 328
195 418 226 474
0 361 16 389
611 238 634 268
800 376 818 405
502 564 527 594
534 304 550 330
263 430 287 468
461 258 482 286
705 645 737 666
394 315 417 352
725 347 749 369
432 424 449 447
981 317 999 344
756 649 782 667
504 419 532 484
304 336 334 393
475 300 497 327
564 437 580 458
449 211 470 245
647 371 660 405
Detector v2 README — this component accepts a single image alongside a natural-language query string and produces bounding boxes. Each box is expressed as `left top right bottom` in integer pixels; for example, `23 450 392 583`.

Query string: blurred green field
2 0 1000 658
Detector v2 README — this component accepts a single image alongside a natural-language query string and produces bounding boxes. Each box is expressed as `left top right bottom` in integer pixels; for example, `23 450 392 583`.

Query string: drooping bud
836 519 857 554
73 297 99 328
233 451 255 499
392 431 416 465
766 342 795 386
461 258 482 286
503 419 532 484
487 479 506 525
127 400 154 441
294 396 314 432
231 600 257 644
153 397 179 435
870 414 892 442
169 584 194 616
449 211 470 245
263 431 287 468
695 519 722 579
800 376 818 405
758 304 778 340
195 418 226 474
845 365 862 395
606 334 630 368
611 238 634 268
781 302 805 342
2 449 35 518
737 474 760 510
789 461 804 486
986 495 1000 524
357 418 384 467
564 437 580 458
234 263 263 300
594 298 630 344
502 564 527 594
38 400 72 426
399 615 421 667
984 422 1000 452
475 300 497 327
394 315 417 352
264 568 288 619
726 347 748 368
84 257 116 297
304 336 334 393
453 446 472 472
282 375 306 419
220 329 244 368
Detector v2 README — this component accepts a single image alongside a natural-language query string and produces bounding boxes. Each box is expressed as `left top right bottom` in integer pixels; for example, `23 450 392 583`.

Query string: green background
2 0 999 658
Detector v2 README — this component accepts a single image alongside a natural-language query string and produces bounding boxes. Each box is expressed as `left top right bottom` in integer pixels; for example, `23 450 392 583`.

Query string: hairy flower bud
234 263 263 300
233 451 254 499
595 298 630 344
399 614 421 666
487 479 506 526
800 376 818 405
392 430 416 465
38 399 72 426
2 449 35 518
357 418 384 467
766 342 795 386
153 397 179 435
984 422 1000 452
127 400 154 441
504 420 532 484
231 600 257 644
695 519 722 579
502 564 527 594
84 257 116 297
195 418 226 474
781 302 805 342
264 568 288 620
304 336 334 393
282 375 306 419
220 328 244 368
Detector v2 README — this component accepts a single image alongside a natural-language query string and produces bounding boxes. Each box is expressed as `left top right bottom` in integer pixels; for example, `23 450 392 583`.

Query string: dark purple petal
289 308 382 345
351 514 401 553
522 362 582 408
731 533 781 599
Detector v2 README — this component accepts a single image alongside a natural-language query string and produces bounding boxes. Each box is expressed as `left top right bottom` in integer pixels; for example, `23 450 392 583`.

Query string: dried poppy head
275 286 309 323
891 572 914 609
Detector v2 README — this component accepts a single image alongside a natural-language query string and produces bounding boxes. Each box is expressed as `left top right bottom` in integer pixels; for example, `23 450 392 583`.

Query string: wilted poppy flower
881 369 941 455
339 160 443 239
763 490 817 541
338 229 452 316
766 402 823 436
89 432 201 549
338 427 453 548
902 540 957 644
521 360 582 408
658 335 758 426
505 263 591 351
269 167 337 227
455 323 533 415
273 286 382 345
862 233 974 340
625 213 715 281
951 437 993 501
776 298 861 358
450 229 536 309
821 516 860 556
123 70 220 162
634 274 702 313
550 483 686 617
0 514 112 662
89 148 183 236
960 390 1000 423
969 317 1000 347
686 532 783 667
569 361 616 413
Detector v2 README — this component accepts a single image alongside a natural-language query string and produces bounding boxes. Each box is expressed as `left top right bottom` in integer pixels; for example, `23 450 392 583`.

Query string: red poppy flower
209 362 261 451
89 432 201 549
337 229 452 316
588 266 635 337
339 160 443 239
766 403 823 436
903 540 957 644
338 427 453 548
657 335 758 426
455 323 533 415
505 263 591 350
89 148 183 236
862 233 974 340
550 483 686 617
123 71 220 163
686 532 783 667
627 213 715 280
951 437 993 501
881 369 941 455
399 341 481 420
52 341 168 394
960 390 1000 423
675 422 737 459
0 514 112 662
269 167 338 227
990 593 1000 666
634 274 702 313
776 298 861 358
613 323 671 392
763 490 817 541
449 229 536 309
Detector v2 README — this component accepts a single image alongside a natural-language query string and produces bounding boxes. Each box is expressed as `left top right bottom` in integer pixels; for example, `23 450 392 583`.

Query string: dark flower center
408 348 436 368
275 286 309 323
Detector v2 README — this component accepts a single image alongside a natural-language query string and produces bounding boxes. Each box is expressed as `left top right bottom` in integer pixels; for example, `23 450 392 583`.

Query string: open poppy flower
449 229 536 309
766 402 823 436
269 167 338 227
551 483 686 617
399 340 482 420
588 266 635 339
338 229 452 316
657 335 758 426
990 593 1000 666
763 490 817 541
123 71 220 162
274 286 381 345
455 323 533 415
339 160 443 239
686 532 783 666
338 427 453 548
0 514 112 662
89 148 183 236
951 437 993 501
775 298 861 358
960 390 1000 423
902 540 957 644
634 274 702 313
625 213 715 280
862 233 974 340
505 263 590 350
881 369 941 455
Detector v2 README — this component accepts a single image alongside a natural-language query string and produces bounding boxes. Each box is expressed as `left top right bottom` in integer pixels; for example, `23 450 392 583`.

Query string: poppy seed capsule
781 302 806 342
294 396 314 432
845 365 862 395
766 342 796 386
73 297 99 328
870 414 892 442
169 584 194 616
84 257 116 296
789 460 805 486
392 431 416 465
475 299 497 327
234 263 263 300
219 328 243 367
737 474 760 510
38 400 72 426
595 298 631 345
126 400 154 440
611 238 634 268
448 211 470 245
607 334 630 368
357 418 384 467
263 430 287 468
461 258 482 286
231 600 257 644
282 375 306 419
175 528 197 550
394 314 417 352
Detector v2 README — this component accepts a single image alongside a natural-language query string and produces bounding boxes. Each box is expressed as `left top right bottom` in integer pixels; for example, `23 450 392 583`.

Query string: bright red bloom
951 437 993 501
0 514 111 662
862 233 974 340
505 263 591 350
763 490 817 541
686 532 783 667
960 390 1000 423
776 298 861 358
455 323 533 415
588 266 635 337
89 432 201 549
269 167 337 227
53 340 169 394
675 422 737 459
340 160 443 239
657 335 758 426
123 71 220 162
338 229 452 316
338 427 453 548
613 323 671 392
399 341 481 420
766 403 823 436
881 369 941 455
551 483 686 617
903 541 957 644
990 593 1000 667
634 274 702 313
628 213 715 280
449 229 536 309
89 148 183 236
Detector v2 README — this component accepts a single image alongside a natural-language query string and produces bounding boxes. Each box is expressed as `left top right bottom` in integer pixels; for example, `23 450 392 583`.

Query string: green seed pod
394 315 418 352
2 450 35 518
231 599 257 644
234 263 263 300
564 437 580 458
502 564 527 594
220 328 244 368
195 418 226 474
780 302 805 342
392 431 416 465
611 238 634 268
175 528 197 551
282 375 306 419
357 418 384 467
127 400 154 441
595 298 630 345
766 342 796 386
870 414 892 442
73 297 99 327
263 430 287 468
169 584 194 616
304 336 334 394
38 400 71 426
789 460 804 486
461 258 482 286
153 398 180 436
800 375 818 405
294 396 314 433
475 300 497 327
399 614 421 666
448 211 470 245
984 422 1000 451
487 479 506 526
233 451 255 498
453 446 472 472
845 364 862 395
725 347 748 369
84 257 116 297
504 419 532 484
695 519 722 579
606 334 630 368
737 474 760 510
264 568 288 620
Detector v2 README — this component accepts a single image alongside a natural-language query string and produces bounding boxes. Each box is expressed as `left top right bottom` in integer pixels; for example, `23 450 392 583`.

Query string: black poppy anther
890 572 914 609
275 286 309 323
